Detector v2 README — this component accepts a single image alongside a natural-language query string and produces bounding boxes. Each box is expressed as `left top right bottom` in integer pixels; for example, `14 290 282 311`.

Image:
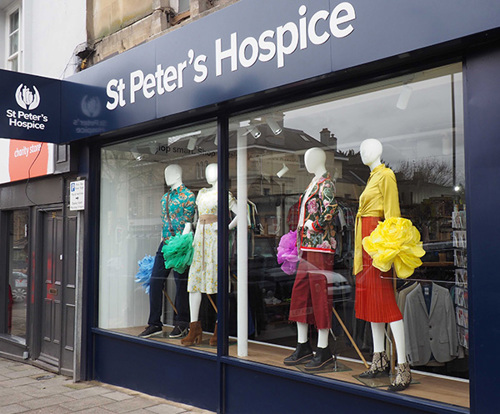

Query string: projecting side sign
0 69 61 143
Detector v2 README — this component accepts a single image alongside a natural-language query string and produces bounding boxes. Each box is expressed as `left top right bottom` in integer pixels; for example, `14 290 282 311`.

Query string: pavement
0 357 216 414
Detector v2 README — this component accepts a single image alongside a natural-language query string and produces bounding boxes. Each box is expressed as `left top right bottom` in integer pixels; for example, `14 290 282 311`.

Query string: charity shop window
228 63 469 408
99 122 227 350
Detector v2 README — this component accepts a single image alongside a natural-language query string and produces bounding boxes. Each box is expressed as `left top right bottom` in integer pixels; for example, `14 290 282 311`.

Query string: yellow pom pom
362 217 425 279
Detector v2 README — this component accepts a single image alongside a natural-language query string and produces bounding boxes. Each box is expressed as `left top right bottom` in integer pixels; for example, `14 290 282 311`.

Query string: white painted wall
24 0 86 78
0 0 86 78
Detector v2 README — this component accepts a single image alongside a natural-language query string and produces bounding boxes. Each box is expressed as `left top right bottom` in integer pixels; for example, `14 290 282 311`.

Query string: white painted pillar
236 128 248 356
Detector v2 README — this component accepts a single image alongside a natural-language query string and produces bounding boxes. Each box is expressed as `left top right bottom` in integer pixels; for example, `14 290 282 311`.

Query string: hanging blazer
404 283 458 366
297 172 338 254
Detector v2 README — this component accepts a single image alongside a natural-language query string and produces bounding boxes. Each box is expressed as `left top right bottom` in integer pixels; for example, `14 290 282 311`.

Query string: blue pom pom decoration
135 255 155 294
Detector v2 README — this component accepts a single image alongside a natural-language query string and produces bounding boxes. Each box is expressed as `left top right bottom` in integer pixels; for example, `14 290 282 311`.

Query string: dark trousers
148 241 189 328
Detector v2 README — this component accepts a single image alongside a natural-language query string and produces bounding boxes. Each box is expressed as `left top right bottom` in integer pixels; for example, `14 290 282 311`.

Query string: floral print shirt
161 184 196 241
297 172 338 254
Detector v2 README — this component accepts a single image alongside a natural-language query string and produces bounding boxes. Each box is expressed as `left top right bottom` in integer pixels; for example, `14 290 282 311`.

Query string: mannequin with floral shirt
139 164 195 339
284 147 339 371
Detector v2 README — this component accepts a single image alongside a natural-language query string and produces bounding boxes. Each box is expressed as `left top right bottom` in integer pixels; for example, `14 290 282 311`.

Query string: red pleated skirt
355 216 403 323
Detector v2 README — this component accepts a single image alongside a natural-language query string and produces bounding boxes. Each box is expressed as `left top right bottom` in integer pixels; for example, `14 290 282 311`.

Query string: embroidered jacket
297 172 338 254
161 184 196 240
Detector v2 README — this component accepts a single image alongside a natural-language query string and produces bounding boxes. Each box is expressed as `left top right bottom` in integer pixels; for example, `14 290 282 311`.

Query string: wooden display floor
112 326 469 409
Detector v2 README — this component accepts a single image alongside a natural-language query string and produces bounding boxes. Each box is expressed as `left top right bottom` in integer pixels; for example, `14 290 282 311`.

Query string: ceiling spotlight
187 137 197 151
149 141 158 154
276 163 289 178
396 84 413 110
266 118 282 135
131 146 144 161
247 125 261 139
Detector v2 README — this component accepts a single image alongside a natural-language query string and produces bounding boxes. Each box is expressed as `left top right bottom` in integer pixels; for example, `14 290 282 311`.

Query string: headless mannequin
297 147 329 350
141 164 194 338
359 139 406 365
165 165 192 237
188 163 238 324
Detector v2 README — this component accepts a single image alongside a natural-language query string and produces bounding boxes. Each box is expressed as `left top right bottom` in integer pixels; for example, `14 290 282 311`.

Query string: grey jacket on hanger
404 283 458 366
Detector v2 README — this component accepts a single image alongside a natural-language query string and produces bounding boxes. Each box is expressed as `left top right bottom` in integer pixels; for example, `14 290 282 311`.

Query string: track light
149 141 158 154
396 84 412 110
266 118 282 135
276 163 289 178
131 146 144 161
247 125 261 139
187 137 197 151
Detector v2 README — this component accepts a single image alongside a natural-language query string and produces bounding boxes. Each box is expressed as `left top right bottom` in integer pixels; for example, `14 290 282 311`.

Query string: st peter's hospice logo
15 84 40 110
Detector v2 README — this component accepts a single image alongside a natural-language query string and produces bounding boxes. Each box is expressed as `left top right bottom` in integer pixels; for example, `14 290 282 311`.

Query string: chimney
320 128 337 150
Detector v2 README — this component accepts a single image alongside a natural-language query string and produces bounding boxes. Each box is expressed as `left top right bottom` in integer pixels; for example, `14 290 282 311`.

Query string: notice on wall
70 180 85 211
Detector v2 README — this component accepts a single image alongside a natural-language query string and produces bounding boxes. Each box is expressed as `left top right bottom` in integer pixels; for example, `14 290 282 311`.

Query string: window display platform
112 326 469 409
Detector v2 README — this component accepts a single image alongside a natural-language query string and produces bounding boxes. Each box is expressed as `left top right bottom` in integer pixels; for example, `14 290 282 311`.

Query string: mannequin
354 138 411 391
181 163 238 346
284 147 338 371
139 164 195 339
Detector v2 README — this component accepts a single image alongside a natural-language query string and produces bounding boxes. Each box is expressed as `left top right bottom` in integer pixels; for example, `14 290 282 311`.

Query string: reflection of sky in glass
284 71 465 186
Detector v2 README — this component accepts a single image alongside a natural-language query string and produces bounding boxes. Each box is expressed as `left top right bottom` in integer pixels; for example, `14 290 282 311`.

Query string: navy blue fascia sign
104 3 355 111
0 69 61 143
2 0 500 144
60 0 500 142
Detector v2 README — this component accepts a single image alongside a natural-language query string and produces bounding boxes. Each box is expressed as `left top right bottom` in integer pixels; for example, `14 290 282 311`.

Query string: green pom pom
162 233 194 273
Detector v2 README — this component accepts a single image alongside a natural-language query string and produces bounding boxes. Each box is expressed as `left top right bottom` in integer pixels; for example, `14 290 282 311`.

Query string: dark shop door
37 209 77 375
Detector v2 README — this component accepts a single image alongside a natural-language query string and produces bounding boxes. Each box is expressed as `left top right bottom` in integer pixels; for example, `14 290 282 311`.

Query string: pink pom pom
277 230 299 275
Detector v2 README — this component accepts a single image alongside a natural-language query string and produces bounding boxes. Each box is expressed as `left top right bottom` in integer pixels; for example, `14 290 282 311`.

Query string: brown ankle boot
181 321 202 346
209 323 218 347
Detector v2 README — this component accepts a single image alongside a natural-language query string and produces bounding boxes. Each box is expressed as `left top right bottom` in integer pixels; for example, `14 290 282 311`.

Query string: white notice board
70 180 85 211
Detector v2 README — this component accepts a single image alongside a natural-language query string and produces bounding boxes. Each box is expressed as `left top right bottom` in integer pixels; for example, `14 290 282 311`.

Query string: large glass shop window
99 122 223 349
230 64 469 407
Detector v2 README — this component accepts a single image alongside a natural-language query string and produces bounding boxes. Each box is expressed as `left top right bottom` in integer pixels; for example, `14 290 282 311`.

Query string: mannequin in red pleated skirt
354 139 411 392
355 216 402 322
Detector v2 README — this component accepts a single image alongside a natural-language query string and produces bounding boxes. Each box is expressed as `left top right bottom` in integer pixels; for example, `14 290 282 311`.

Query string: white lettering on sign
105 2 356 110
5 109 49 131
13 143 42 158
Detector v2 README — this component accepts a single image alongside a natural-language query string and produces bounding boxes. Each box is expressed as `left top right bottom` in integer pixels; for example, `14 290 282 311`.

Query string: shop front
0 70 84 377
16 0 500 412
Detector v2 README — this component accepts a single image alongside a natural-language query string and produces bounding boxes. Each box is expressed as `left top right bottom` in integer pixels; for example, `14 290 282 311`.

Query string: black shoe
284 341 314 366
304 347 335 371
169 326 188 338
139 325 162 338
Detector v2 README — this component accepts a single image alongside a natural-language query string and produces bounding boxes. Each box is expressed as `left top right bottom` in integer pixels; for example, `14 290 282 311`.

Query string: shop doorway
35 208 77 375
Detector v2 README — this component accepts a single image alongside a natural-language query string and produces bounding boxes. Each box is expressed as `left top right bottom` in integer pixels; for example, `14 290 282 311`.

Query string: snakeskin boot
359 351 390 378
388 361 412 391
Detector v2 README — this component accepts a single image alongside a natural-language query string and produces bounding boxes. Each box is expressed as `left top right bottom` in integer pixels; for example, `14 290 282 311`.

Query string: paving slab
0 357 215 414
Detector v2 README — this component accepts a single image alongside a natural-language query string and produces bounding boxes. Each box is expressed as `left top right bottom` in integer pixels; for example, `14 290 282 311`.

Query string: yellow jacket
354 164 400 275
